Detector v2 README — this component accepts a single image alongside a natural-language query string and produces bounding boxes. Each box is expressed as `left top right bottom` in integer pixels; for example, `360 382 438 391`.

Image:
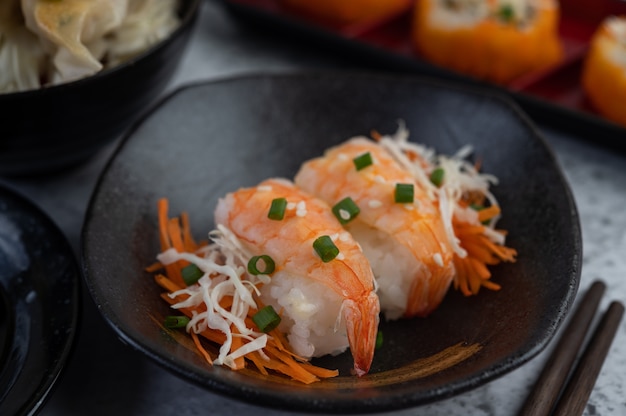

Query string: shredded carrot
477 205 500 223
155 274 183 293
198 328 228 348
180 212 198 252
168 217 186 253
267 327 292 354
157 198 171 251
370 130 382 141
145 261 163 273
220 296 234 310
158 199 186 288
301 362 340 379
229 327 246 370
246 352 270 375
150 198 338 383
452 216 517 296
259 346 320 384
191 331 213 365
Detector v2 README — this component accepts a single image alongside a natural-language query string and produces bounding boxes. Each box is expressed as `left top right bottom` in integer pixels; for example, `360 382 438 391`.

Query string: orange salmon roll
582 16 626 127
412 0 563 84
280 0 412 25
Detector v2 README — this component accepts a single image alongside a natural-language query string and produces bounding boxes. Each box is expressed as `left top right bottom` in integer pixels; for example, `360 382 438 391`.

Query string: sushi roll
411 0 563 84
279 0 413 25
295 137 456 319
582 16 626 127
214 178 380 376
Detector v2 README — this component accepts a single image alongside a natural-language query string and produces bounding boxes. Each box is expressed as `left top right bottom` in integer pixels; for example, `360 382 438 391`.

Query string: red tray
221 0 626 149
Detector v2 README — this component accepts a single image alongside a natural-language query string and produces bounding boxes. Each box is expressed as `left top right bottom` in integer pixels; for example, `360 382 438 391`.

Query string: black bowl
0 0 201 177
82 71 581 414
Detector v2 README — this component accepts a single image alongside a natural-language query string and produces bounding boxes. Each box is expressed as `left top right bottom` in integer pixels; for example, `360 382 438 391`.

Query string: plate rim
0 182 82 416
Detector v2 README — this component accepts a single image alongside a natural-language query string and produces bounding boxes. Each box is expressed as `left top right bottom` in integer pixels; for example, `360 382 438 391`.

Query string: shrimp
295 137 455 319
214 178 380 376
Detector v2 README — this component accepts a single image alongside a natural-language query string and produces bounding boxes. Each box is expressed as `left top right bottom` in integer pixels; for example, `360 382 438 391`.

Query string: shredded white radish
222 334 268 368
438 188 467 257
379 122 508 256
379 122 439 201
157 224 270 368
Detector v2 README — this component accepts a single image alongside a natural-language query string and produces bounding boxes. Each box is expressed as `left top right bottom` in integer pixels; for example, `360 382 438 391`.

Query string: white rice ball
347 222 423 320
260 271 349 358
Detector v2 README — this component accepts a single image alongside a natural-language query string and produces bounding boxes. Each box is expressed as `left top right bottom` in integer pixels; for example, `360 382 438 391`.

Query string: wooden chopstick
552 300 624 415
517 280 606 416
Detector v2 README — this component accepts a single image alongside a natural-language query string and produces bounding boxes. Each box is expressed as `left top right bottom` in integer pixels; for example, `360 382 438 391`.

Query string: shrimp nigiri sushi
412 0 563 84
214 178 380 376
295 138 456 319
582 16 626 127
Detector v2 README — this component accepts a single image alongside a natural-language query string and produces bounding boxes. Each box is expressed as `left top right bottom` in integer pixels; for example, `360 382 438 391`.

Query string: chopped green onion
332 197 360 224
247 255 276 275
164 315 190 329
375 331 384 350
252 305 281 333
394 183 414 203
430 167 445 187
268 197 287 220
353 152 373 171
313 235 340 263
182 263 203 286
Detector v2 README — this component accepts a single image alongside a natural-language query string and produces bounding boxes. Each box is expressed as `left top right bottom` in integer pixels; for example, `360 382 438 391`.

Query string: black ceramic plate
0 184 80 415
82 71 581 413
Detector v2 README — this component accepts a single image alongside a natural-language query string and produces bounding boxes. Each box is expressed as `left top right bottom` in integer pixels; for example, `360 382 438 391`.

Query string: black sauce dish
0 0 201 177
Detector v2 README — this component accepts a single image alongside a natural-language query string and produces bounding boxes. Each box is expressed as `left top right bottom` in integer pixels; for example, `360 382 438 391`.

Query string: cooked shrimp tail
343 291 379 376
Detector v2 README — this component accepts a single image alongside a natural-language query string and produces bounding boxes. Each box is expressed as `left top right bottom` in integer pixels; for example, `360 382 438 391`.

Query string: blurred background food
411 0 563 84
3 0 626 176
278 0 413 25
220 0 626 148
0 0 200 176
1 0 180 93
582 15 626 127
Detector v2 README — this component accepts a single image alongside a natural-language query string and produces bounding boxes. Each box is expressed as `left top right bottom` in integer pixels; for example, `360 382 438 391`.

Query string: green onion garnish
164 315 190 328
247 255 276 275
268 197 287 220
313 235 340 263
394 183 414 203
430 167 445 187
353 152 373 171
252 305 281 333
375 331 384 350
182 263 203 286
332 197 360 224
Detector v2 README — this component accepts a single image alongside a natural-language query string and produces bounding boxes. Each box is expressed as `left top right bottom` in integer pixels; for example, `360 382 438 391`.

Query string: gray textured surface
4 2 625 415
